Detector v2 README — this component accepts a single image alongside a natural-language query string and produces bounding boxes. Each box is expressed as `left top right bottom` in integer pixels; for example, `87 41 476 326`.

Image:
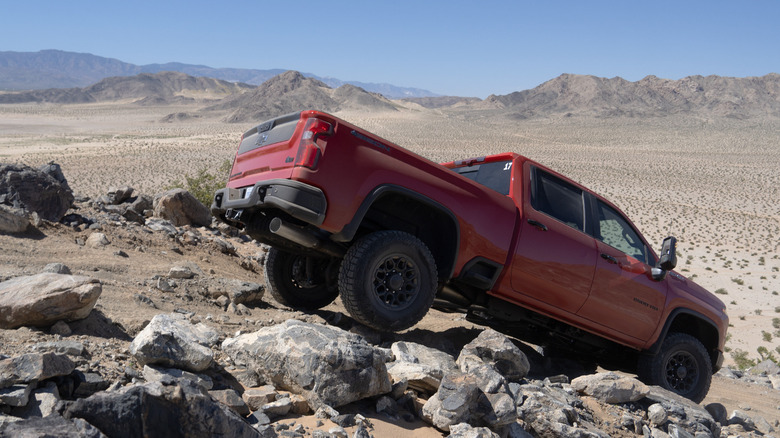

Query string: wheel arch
649 308 722 370
332 184 460 282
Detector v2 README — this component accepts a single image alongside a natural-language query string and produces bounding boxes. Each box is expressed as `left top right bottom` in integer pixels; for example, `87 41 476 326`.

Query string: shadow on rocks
393 326 484 357
68 309 132 342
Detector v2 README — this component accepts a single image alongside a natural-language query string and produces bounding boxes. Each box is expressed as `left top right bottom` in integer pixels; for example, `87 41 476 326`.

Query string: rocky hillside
206 71 398 123
482 73 780 119
0 71 254 105
1 164 779 437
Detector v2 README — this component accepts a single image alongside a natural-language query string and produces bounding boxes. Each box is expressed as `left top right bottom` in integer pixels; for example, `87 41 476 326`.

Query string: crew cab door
511 164 597 313
576 197 665 341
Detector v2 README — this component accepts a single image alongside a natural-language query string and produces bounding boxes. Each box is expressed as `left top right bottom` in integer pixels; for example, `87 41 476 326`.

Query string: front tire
264 247 339 310
339 231 437 332
638 333 712 403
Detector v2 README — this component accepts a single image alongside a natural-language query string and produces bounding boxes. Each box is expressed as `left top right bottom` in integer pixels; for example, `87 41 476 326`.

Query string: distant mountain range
481 73 780 119
0 50 438 99
1 49 778 121
0 71 254 105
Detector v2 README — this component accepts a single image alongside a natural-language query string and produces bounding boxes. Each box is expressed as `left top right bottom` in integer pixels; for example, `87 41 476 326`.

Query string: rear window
530 167 585 231
452 160 512 195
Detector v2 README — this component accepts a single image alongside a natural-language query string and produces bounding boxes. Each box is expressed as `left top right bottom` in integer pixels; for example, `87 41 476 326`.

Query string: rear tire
638 332 712 403
265 247 339 309
339 230 437 332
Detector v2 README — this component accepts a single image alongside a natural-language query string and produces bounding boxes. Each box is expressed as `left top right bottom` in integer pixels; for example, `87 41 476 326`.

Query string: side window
531 168 585 231
596 201 649 264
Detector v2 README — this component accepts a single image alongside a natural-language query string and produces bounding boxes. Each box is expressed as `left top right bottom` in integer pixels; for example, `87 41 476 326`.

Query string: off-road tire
638 332 712 403
264 247 339 309
339 230 437 332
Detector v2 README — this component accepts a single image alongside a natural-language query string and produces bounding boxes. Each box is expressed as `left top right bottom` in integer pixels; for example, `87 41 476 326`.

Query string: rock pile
3 313 777 437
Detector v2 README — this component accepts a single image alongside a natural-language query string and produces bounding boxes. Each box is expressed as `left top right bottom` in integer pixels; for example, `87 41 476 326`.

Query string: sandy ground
1 101 780 427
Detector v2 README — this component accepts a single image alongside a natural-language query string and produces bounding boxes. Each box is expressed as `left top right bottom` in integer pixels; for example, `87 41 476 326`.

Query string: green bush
757 346 777 364
168 159 232 207
731 349 756 370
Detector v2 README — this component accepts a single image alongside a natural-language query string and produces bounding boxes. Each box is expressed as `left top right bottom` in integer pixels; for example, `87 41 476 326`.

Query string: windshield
451 160 512 195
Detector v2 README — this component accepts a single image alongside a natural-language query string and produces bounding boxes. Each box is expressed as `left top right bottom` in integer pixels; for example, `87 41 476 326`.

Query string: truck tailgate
228 111 303 189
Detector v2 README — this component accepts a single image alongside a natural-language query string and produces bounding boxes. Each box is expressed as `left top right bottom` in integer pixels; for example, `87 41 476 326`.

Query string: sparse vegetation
168 159 232 207
731 349 756 369
757 346 777 364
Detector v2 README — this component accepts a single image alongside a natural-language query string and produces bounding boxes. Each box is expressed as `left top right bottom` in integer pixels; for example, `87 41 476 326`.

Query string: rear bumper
211 179 327 226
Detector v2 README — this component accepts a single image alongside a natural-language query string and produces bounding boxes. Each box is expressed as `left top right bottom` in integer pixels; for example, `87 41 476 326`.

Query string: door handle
528 219 547 231
601 253 618 264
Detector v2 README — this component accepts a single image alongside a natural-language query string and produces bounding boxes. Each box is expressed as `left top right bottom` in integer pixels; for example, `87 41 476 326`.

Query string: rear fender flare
331 184 460 280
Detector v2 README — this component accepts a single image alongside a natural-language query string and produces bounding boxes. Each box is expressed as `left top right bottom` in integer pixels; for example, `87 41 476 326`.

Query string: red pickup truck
212 110 727 402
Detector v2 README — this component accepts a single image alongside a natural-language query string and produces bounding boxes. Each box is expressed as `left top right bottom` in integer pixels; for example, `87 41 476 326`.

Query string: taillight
295 118 333 169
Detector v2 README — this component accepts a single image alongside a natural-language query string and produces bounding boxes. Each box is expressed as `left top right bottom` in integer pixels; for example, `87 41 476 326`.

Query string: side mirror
659 236 677 271
652 236 677 281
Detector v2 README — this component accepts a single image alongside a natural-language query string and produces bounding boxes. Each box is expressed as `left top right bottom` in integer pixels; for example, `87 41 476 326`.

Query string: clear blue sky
2 0 779 98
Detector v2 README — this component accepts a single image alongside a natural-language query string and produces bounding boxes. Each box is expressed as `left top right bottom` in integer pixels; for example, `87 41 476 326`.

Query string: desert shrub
757 346 777 364
762 331 772 342
774 318 780 328
715 288 728 295
731 277 745 286
168 159 232 207
731 349 756 370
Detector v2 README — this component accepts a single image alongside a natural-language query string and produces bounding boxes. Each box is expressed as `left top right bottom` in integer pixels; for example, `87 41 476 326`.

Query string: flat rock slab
0 352 75 389
0 273 102 329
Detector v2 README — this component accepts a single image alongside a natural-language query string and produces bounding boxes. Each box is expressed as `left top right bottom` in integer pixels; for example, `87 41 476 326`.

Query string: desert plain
1 98 780 427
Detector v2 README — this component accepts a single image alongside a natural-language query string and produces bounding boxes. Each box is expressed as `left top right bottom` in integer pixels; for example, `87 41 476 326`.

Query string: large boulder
421 372 484 431
129 313 218 372
153 188 211 227
222 320 392 409
0 162 74 221
456 329 530 382
0 273 102 329
56 380 261 438
386 341 458 394
570 372 650 404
